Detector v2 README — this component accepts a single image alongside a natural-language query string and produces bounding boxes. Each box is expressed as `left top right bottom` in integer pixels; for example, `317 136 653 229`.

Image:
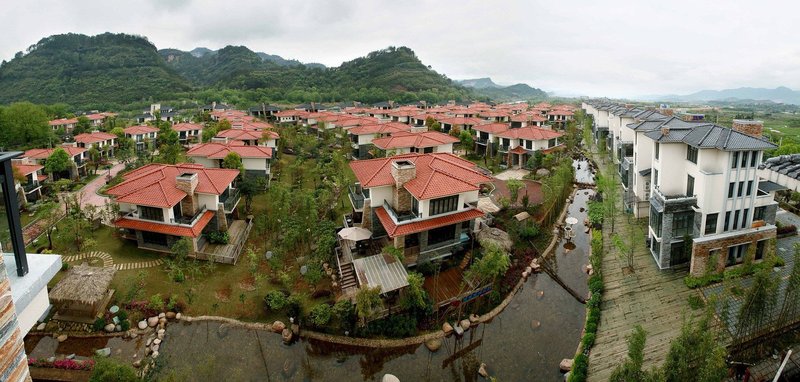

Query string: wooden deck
195 219 251 264
423 267 466 307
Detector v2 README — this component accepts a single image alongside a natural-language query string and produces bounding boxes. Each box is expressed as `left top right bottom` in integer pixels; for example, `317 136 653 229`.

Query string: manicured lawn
92 226 161 263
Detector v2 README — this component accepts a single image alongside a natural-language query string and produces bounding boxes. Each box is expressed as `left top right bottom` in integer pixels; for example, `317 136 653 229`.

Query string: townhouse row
583 101 782 276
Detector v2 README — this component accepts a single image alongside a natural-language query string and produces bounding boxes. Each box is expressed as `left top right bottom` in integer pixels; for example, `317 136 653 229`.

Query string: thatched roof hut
50 265 116 320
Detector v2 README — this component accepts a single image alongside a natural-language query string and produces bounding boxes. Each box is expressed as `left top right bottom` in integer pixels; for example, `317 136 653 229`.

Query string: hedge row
568 229 604 382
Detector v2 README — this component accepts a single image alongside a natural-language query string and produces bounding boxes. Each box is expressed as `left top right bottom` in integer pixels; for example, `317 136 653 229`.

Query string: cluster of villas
583 101 784 276
259 101 574 167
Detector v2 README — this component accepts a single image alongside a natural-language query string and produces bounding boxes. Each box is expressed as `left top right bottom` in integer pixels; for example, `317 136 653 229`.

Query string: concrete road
78 161 125 209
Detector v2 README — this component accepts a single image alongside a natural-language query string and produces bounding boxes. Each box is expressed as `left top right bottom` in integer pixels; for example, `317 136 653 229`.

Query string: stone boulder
133 360 142 368
425 339 442 352
478 363 489 378
166 312 176 320
469 314 480 323
442 322 453 335
281 328 293 343
560 358 573 372
175 313 182 320
153 338 162 345
36 322 46 331
158 312 166 319
95 347 111 357
138 320 148 330
382 375 400 382
104 324 116 333
56 334 68 342
536 168 550 177
459 319 471 331
272 321 286 333
147 316 159 327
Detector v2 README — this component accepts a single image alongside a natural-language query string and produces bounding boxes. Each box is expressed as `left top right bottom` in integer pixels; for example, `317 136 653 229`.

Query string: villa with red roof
371 131 459 156
347 153 491 266
109 163 243 257
49 118 78 133
348 122 418 159
11 162 45 205
187 142 273 182
21 146 88 180
73 132 117 158
171 123 204 144
123 125 158 152
474 123 563 167
212 128 279 148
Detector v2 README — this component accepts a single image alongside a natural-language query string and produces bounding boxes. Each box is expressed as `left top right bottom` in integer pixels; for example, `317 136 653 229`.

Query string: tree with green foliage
38 201 62 249
778 244 800 327
74 116 91 135
109 126 125 138
459 130 474 155
238 175 265 215
115 136 136 165
733 267 779 349
0 102 53 150
87 146 101 174
201 125 218 142
89 357 139 382
222 151 245 176
609 325 662 382
429 121 442 132
400 272 427 311
355 286 384 324
662 310 728 382
309 303 332 327
506 179 524 205
466 242 511 286
45 147 71 179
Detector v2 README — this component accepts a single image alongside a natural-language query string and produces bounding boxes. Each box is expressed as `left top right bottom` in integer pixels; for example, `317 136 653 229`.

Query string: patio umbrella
338 227 372 242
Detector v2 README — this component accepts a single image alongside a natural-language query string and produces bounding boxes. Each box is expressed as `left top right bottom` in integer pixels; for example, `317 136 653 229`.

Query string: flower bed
28 357 95 371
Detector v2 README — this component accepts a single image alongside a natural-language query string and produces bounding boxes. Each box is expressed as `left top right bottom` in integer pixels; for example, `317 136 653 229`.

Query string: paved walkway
62 251 163 271
587 161 701 381
494 168 530 180
78 161 125 209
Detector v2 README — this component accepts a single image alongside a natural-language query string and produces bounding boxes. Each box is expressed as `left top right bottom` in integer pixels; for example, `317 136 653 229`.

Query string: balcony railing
220 188 241 212
349 185 365 210
475 137 488 145
652 186 696 201
23 182 41 193
171 206 208 225
498 145 510 152
383 200 418 223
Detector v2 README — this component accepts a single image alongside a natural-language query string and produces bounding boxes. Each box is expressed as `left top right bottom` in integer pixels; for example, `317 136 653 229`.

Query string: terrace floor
423 267 466 307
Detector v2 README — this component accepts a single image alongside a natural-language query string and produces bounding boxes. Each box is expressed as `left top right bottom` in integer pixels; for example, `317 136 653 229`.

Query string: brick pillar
361 203 372 231
394 235 405 250
0 257 33 382
216 203 228 232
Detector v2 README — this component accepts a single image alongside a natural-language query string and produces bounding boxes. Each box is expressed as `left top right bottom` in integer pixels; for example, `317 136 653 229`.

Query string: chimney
391 160 416 213
176 172 199 216
732 119 763 138
661 127 670 136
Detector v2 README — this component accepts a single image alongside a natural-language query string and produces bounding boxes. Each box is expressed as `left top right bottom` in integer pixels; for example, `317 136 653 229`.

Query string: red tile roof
187 142 273 159
85 112 115 120
435 117 484 126
510 146 528 154
172 123 204 132
12 163 43 176
496 127 563 141
123 125 158 135
74 132 116 144
24 147 86 159
49 118 78 126
510 113 547 123
215 128 279 141
107 163 238 208
547 109 574 116
371 131 458 150
374 206 484 238
473 123 510 134
115 210 214 238
350 153 492 200
348 122 413 136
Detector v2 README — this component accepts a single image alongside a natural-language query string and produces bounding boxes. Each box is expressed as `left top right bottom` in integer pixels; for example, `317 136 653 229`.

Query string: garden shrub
777 224 797 236
116 310 128 321
687 294 705 310
569 353 588 382
89 357 138 382
148 294 164 311
264 290 288 311
286 295 303 318
120 320 130 331
309 303 332 327
92 318 106 332
206 231 229 244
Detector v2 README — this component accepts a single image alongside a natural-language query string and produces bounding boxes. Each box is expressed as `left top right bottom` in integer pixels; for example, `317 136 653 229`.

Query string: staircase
459 251 473 270
339 263 358 291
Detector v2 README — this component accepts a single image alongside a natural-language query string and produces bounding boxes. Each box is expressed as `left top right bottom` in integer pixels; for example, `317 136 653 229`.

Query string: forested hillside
0 33 191 107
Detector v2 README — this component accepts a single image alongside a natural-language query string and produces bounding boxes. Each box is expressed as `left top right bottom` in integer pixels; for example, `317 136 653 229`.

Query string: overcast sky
2 0 798 98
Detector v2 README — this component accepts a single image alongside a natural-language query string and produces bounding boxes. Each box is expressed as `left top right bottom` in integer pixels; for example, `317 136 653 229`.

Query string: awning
353 254 409 294
639 168 651 176
374 206 485 238
115 210 214 238
758 180 787 193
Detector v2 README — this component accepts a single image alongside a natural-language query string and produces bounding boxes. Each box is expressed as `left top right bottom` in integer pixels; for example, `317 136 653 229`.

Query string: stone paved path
586 156 701 381
62 250 163 271
78 161 125 209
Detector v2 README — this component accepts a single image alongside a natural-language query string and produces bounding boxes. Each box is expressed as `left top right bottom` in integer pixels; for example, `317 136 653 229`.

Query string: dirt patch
215 286 232 302
239 276 256 291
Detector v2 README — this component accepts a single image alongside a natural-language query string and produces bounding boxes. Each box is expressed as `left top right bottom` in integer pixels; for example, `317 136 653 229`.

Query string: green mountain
458 78 547 101
0 33 191 107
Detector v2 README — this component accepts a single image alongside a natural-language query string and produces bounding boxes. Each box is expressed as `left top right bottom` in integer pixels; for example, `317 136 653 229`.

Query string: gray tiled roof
758 180 788 193
760 154 800 181
644 123 776 151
